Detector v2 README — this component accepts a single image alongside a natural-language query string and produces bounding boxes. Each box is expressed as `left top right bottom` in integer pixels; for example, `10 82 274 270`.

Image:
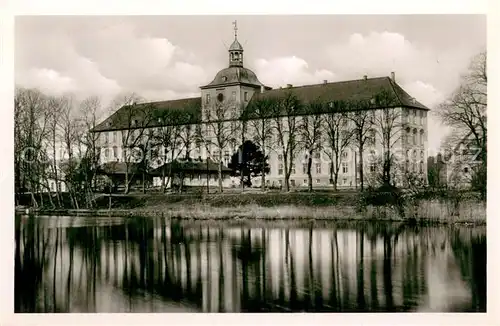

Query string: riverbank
17 191 486 226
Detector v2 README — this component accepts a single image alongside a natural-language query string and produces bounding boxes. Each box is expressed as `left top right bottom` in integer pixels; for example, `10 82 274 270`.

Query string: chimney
323 80 328 85
391 71 396 82
363 75 368 80
287 84 293 88
260 85 264 93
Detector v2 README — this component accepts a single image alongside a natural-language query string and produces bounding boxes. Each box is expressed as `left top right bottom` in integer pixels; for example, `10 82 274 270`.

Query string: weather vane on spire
232 20 238 38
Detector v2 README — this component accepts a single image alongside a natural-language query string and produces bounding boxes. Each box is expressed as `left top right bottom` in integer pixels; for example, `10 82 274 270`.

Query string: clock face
217 93 224 102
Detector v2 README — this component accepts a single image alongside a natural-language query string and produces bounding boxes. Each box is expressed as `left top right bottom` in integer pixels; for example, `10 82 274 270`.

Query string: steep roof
249 77 429 113
93 76 429 132
150 158 231 176
93 97 202 132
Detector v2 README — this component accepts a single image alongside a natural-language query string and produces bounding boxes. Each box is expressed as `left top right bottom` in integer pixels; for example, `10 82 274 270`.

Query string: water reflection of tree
449 228 486 312
15 217 486 313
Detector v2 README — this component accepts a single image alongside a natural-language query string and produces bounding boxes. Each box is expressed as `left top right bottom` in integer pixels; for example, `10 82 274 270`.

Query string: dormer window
222 76 227 82
206 94 211 104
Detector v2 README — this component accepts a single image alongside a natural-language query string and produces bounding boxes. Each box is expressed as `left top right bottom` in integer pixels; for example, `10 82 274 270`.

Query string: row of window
406 128 425 146
267 178 354 187
205 91 248 104
404 109 427 125
277 151 350 162
277 162 351 175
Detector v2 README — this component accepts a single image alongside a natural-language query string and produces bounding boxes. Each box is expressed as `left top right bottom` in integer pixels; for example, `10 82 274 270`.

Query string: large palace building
93 23 429 190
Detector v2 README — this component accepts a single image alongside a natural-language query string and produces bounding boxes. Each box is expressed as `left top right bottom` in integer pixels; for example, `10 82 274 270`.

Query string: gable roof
93 76 429 132
93 97 202 132
248 77 428 114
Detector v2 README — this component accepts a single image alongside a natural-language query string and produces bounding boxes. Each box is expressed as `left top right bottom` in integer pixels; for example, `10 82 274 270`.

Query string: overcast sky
15 15 486 152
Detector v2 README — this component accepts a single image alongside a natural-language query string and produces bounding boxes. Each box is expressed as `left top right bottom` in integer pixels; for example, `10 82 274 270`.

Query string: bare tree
270 92 302 192
14 87 52 207
323 100 353 191
78 96 103 204
347 99 374 191
203 98 240 193
151 110 183 192
242 97 276 191
437 51 487 196
298 101 324 192
372 90 402 187
111 93 155 194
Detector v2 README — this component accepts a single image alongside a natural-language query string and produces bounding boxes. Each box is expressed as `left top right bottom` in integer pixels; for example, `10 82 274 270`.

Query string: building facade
93 25 430 190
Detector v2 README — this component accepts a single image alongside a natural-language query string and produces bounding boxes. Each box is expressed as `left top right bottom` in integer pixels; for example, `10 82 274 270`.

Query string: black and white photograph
3 7 493 322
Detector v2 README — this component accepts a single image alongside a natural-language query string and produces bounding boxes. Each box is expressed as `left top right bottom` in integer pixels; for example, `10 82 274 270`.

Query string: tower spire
229 20 243 67
232 20 238 39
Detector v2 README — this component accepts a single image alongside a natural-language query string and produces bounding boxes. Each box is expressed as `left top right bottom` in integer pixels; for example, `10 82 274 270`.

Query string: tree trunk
218 161 223 193
359 145 364 191
332 161 339 192
307 151 313 192
261 146 266 192
283 154 290 192
124 167 130 194
142 171 146 194
161 166 166 193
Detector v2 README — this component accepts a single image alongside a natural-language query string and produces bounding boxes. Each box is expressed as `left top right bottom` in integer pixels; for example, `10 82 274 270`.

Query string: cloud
15 19 208 104
253 56 336 87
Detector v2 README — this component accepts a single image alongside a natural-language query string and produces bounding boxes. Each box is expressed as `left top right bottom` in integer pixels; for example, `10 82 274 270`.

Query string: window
342 162 348 174
231 91 236 102
206 94 211 104
104 148 110 159
303 163 308 174
222 76 227 82
113 131 117 142
343 178 348 185
420 130 424 145
244 92 248 102
290 179 296 187
278 163 284 175
316 179 321 184
406 127 411 145
369 129 376 145
464 167 469 173
419 161 424 173
342 150 348 160
315 163 322 174
278 154 283 161
303 179 307 185
314 151 321 159
112 146 118 159
413 129 417 145
266 180 270 185
370 163 376 173
279 180 283 187
420 150 425 159
104 133 109 144
291 164 296 174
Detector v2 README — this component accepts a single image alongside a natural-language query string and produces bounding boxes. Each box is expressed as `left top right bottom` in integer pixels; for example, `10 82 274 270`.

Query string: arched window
413 128 417 145
420 129 425 146
406 127 411 145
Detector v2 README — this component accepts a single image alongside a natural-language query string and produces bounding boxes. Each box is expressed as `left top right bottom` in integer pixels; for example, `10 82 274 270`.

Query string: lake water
15 215 486 313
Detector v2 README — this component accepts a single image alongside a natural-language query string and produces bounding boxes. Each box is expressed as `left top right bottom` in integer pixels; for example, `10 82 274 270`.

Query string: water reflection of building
15 216 486 313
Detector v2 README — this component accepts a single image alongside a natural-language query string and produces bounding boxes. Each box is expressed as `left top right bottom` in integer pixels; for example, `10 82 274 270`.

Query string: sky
14 15 486 153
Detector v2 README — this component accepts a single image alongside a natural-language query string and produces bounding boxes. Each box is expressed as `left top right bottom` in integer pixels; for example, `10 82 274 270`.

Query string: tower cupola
229 20 243 67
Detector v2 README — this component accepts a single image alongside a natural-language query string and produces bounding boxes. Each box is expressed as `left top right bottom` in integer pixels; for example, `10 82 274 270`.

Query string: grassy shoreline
18 201 486 226
16 191 486 226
